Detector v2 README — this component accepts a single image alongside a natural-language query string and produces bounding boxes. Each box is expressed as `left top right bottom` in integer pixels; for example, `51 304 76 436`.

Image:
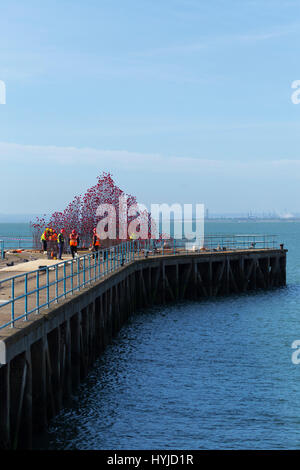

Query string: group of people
40 227 101 260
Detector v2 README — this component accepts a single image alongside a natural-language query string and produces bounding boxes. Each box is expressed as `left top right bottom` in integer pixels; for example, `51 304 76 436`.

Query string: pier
0 236 287 448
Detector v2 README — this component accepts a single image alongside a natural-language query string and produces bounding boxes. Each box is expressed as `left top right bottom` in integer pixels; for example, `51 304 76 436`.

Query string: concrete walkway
0 256 73 273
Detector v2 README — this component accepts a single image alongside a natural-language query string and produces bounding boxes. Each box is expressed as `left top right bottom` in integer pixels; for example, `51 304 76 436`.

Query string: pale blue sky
1 0 300 215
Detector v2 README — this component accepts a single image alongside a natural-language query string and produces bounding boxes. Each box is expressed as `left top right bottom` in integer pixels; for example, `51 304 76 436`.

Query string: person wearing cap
129 231 138 252
51 229 58 259
40 228 50 253
58 229 66 260
92 227 101 260
69 229 80 259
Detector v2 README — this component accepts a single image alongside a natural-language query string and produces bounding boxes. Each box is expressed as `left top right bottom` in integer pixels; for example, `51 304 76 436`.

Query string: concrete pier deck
0 257 74 273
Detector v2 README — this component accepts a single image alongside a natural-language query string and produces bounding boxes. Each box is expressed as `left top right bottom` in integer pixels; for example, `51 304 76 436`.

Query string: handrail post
55 265 58 302
71 259 74 294
63 263 66 298
24 274 28 320
47 268 50 308
98 247 101 278
11 278 15 327
77 257 80 290
36 270 40 314
83 257 86 287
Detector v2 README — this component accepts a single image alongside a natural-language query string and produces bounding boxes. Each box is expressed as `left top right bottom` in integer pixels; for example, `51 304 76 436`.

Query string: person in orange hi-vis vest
50 229 58 259
92 227 101 260
69 229 80 259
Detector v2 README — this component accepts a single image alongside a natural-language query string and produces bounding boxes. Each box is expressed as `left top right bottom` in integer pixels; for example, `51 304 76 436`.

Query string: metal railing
0 234 279 330
0 236 33 251
202 233 277 250
0 240 4 259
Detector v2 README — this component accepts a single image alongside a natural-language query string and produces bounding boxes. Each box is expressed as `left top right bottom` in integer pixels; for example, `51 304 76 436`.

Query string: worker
69 229 80 259
129 232 137 240
40 228 49 253
57 229 65 260
129 232 138 252
92 228 101 259
50 229 58 259
51 230 58 241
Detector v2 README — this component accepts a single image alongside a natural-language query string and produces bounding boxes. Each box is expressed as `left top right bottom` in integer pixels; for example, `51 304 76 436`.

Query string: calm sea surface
3 221 300 449
0 223 31 237
0 223 32 250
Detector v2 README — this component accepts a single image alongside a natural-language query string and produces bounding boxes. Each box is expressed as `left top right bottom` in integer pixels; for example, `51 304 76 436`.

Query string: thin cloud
1 141 300 175
131 24 299 58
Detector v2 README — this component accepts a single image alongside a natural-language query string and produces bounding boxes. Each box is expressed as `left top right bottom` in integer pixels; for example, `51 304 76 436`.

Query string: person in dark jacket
58 229 66 260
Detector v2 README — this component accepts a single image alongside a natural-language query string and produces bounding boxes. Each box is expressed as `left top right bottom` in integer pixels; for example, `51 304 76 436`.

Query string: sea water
7 221 300 449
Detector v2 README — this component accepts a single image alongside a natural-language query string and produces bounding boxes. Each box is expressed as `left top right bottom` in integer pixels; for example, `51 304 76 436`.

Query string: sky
1 0 300 216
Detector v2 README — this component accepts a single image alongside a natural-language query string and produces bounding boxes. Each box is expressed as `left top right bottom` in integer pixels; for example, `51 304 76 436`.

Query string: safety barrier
0 236 33 251
0 234 279 330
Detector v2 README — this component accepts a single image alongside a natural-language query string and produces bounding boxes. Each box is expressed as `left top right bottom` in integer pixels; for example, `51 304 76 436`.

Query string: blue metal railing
0 236 33 251
0 240 4 259
0 235 280 330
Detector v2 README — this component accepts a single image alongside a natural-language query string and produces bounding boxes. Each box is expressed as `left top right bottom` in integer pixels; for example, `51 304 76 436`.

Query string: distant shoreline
1 218 300 224
206 218 300 223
